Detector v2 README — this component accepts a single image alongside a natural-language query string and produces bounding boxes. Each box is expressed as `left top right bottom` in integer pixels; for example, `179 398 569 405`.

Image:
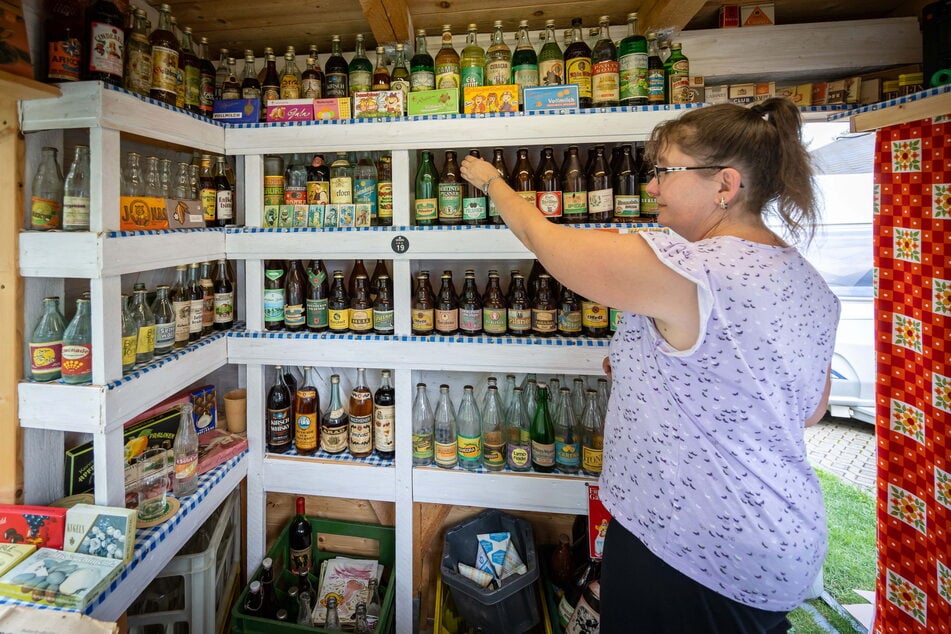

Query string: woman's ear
718 167 744 205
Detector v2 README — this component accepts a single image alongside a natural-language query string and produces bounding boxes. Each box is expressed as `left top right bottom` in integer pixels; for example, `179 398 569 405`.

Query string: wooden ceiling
158 0 927 57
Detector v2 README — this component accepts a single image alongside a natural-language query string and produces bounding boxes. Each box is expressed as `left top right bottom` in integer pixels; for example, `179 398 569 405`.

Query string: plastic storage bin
127 489 242 634
231 517 395 633
440 509 540 633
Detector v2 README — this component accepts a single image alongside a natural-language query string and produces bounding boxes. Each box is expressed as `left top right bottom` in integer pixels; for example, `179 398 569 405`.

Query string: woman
459 98 839 632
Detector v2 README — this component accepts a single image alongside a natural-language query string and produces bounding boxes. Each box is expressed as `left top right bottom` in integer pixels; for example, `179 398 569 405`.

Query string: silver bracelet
481 174 503 195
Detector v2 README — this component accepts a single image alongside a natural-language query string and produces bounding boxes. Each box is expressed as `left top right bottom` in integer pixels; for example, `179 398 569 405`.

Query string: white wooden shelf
263 454 396 502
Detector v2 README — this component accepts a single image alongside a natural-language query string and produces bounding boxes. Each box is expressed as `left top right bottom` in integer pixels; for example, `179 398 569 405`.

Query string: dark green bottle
530 384 556 472
414 151 438 226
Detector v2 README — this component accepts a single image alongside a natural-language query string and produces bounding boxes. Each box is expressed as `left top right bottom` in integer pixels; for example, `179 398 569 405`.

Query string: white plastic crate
128 489 241 634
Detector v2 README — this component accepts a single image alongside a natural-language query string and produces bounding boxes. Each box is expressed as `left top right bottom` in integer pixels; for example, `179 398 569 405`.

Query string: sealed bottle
321 374 349 454
389 44 410 112
245 580 263 616
581 389 604 476
373 275 395 335
412 271 435 335
507 273 532 337
280 47 302 99
259 557 279 618
30 147 64 231
329 152 353 205
535 147 562 222
565 18 592 108
324 35 349 97
372 46 390 90
667 42 690 104
482 269 507 336
180 27 201 114
461 150 487 225
62 145 90 231
284 153 308 206
302 55 324 98
122 8 150 95
560 146 587 223
505 386 531 471
459 24 485 95
533 274 558 336
148 3 179 105
459 269 483 336
587 145 613 222
220 56 241 100
30 296 66 381
62 297 92 384
354 152 378 225
438 151 463 225
325 596 342 631
348 260 370 298
370 259 392 297
45 0 83 83
328 270 350 334
198 37 216 117
173 402 199 496
559 558 600 627
591 16 619 107
482 384 505 471
263 259 286 331
512 20 539 103
261 50 280 109
289 496 312 573
376 154 393 225
305 154 328 205
348 35 372 95
637 144 658 220
434 384 457 469
539 19 564 86
646 32 665 104
531 384 556 472
170 265 190 348
488 149 509 225
413 382 435 466
213 259 234 330
197 261 215 335
350 275 373 334
414 151 438 226
373 370 396 460
267 366 292 453
612 144 640 222
582 295 609 337
187 263 203 341
410 29 435 92
485 20 511 86
456 385 482 470
554 387 581 473
215 47 230 99
130 284 156 364
236 48 261 106
434 271 459 335
510 148 536 205
295 367 319 456
433 25 460 92
198 154 216 226
151 285 175 355
280 260 304 332
84 0 124 86
305 259 329 333
619 13 648 106
120 295 136 373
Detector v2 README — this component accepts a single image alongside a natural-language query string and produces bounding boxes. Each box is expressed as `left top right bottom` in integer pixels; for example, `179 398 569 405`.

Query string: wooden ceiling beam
358 0 413 45
638 0 710 32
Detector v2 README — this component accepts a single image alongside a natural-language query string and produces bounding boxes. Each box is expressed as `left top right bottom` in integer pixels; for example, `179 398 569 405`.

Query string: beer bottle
376 154 393 225
667 42 690 104
267 366 293 453
438 151 463 225
460 23 485 101
284 260 306 332
435 270 459 336
348 34 372 96
510 148 535 206
373 370 396 460
321 374 349 454
306 155 330 205
214 157 234 227
586 145 613 223
646 32 666 104
561 146 587 223
461 150 487 225
241 49 261 103
372 46 390 90
459 269 483 336
485 20 511 87
410 29 435 92
488 149 509 225
482 269 507 336
198 154 215 226
434 25 460 91
591 16 619 107
84 0 124 86
130 284 156 365
581 295 609 338
535 147 562 222
263 260 287 331
122 9 150 95
413 383 435 466
390 44 411 113
505 386 531 471
555 387 581 474
456 385 482 471
350 275 373 334
638 144 658 220
482 384 505 471
619 13 648 106
354 152 378 225
565 18 592 108
305 259 329 333
245 581 264 617
148 4 179 105
348 260 370 298
45 0 83 84
198 38 216 117
187 263 204 342
512 20 539 104
613 144 640 222
324 35 349 97
373 275 395 335
197 262 214 336
328 270 350 334
530 384 556 472
414 151 438 226
261 50 280 110
329 152 353 205
294 367 319 456
538 19 564 86
558 286 582 337
370 260 390 300
349 368 373 458
302 56 324 98
170 265 190 348
180 27 201 114
507 273 532 337
581 389 604 476
412 271 435 336
533 274 558 337
213 258 235 330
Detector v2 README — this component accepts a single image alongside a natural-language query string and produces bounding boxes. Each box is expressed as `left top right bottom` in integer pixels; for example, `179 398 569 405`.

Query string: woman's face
646 143 725 241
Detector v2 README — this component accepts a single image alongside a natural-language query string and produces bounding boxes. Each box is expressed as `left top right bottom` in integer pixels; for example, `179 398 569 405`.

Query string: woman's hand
602 356 612 381
460 155 503 192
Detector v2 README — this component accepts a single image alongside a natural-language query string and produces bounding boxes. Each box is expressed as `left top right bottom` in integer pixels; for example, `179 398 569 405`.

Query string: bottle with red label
44 0 83 83
591 16 620 107
83 0 124 86
62 297 92 384
30 297 66 382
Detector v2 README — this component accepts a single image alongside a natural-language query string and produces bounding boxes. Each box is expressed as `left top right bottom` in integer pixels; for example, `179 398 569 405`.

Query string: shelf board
0 69 60 101
846 86 951 132
18 332 229 433
20 228 227 278
263 453 396 501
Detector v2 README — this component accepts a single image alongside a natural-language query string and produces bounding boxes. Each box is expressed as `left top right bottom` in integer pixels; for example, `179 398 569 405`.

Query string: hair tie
750 103 769 121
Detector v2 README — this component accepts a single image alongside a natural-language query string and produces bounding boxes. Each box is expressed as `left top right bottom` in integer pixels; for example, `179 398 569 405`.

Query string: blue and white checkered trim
106 329 232 390
273 447 395 467
414 462 597 477
229 330 611 347
828 84 951 121
107 227 226 238
103 83 217 125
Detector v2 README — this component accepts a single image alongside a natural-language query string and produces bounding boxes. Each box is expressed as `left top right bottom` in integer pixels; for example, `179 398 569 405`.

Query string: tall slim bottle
412 383 435 466
267 366 292 453
554 387 581 473
505 386 531 471
173 403 199 496
30 297 66 382
213 259 235 330
348 35 372 95
485 20 511 86
151 285 176 355
123 9 150 96
131 284 156 364
284 260 306 332
535 147 562 222
390 44 410 113
434 25 460 91
280 47 302 98
414 151 438 226
372 47 390 90
198 37 216 117
561 146 587 223
459 269 483 336
121 295 136 373
62 297 92 384
148 4 179 106
303 54 324 98
305 259 329 333
187 263 203 341
459 24 485 100
586 145 613 222
63 145 90 231
434 384 457 469
354 152 378 225
646 32 665 105
438 151 463 225
488 149 508 225
538 20 564 85
180 27 201 114
512 20 539 104
374 370 396 460
261 50 280 111
530 384 556 472
45 0 83 83
264 260 286 331
482 385 505 471
564 18 592 108
171 265 191 348
30 147 64 231
410 29 435 92
294 367 319 456
241 49 261 108
591 16 619 107
619 13 648 106
329 152 353 205
321 374 349 454
324 35 349 97
376 154 393 225
581 389 604 476
456 386 482 471
289 496 313 574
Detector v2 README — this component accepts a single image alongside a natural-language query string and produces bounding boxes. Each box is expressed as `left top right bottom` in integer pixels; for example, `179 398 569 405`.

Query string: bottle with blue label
555 387 581 473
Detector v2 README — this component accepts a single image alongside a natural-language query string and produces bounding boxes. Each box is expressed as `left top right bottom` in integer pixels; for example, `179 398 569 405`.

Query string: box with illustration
63 504 136 564
353 91 404 118
0 548 124 610
407 89 459 116
463 85 520 114
522 85 580 112
0 505 66 550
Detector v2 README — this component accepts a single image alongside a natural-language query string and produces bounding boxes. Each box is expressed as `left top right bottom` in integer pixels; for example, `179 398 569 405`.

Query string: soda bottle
45 0 83 83
581 389 604 476
456 385 482 471
412 382 435 466
482 384 506 471
151 285 176 355
62 297 92 384
30 147 64 231
530 384 556 472
121 294 136 373
555 387 581 473
433 384 457 469
173 402 199 496
30 296 66 382
62 145 90 231
131 284 156 365
505 386 531 471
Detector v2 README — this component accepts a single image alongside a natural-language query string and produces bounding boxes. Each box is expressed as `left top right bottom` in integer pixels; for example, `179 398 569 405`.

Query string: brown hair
646 98 817 243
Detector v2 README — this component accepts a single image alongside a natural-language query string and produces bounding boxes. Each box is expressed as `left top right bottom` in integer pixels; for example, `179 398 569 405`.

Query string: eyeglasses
648 165 732 184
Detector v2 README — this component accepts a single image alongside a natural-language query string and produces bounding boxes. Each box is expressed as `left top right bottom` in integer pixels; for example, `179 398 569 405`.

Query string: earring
718 197 728 210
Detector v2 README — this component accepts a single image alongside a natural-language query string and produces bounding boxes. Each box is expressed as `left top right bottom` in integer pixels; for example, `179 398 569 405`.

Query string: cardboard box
825 77 862 105
191 384 217 435
812 82 828 106
704 85 728 104
522 85 580 111
277 205 295 228
860 77 882 105
778 83 813 107
0 2 33 80
741 3 775 26
63 504 136 564
0 548 124 610
313 98 351 121
0 544 35 577
463 85 520 114
719 5 740 27
263 204 280 228
266 98 315 123
353 91 404 118
0 505 66 550
728 83 758 106
307 204 325 227
197 429 249 475
212 98 261 123
120 196 170 231
753 81 776 102
165 198 205 228
407 89 460 116
683 76 705 104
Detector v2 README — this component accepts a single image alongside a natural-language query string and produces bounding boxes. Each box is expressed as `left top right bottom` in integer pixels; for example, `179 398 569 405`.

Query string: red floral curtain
874 115 951 632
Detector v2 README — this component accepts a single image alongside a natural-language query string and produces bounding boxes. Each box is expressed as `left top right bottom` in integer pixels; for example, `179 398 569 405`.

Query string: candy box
63 504 136 564
522 85 580 112
0 544 36 577
0 505 66 550
266 98 315 123
191 384 217 435
212 98 261 123
407 89 459 116
463 85 519 114
197 429 249 475
741 3 775 26
120 196 170 231
313 98 351 121
164 198 205 229
0 548 124 610
353 91 404 118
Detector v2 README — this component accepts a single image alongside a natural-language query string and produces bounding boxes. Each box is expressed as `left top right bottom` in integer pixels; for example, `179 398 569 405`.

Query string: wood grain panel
265 492 395 549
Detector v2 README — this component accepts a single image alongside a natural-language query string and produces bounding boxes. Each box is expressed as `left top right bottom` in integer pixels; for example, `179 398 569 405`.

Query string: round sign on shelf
391 235 410 254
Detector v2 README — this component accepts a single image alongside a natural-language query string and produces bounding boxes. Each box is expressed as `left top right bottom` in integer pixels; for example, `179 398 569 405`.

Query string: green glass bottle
410 29 435 92
390 43 411 112
618 12 648 105
646 32 665 104
348 33 373 96
485 20 511 86
538 19 564 86
530 384 555 472
414 151 438 226
459 23 485 100
666 42 689 104
511 19 539 105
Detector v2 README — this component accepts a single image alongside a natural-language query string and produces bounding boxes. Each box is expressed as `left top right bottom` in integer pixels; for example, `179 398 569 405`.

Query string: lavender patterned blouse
600 231 840 612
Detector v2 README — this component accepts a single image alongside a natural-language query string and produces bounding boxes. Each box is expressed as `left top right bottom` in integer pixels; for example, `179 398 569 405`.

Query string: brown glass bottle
320 374 348 454
306 259 329 333
350 275 374 334
582 295 610 338
459 269 483 336
558 286 582 337
412 271 435 336
148 3 180 105
637 143 658 220
261 52 280 111
535 147 562 223
373 370 396 460
373 276 395 335
376 155 393 226
507 274 532 337
302 56 324 98
435 271 459 336
348 259 370 298
45 0 83 83
284 260 306 332
488 149 509 225
613 144 640 223
198 38 216 117
294 367 320 456
370 260 390 300
532 274 558 337
83 0 124 86
267 366 293 453
372 46 391 90
348 368 373 458
462 150 487 226
561 146 588 223
437 151 463 226
587 145 613 222
328 270 350 334
510 148 536 207
482 270 507 336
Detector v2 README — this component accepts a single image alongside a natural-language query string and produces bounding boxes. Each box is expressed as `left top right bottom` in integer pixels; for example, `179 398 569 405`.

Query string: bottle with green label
414 151 438 226
619 12 648 105
410 29 435 92
348 34 372 95
437 151 463 225
512 20 539 104
412 382 435 466
538 20 564 86
306 259 329 332
456 385 483 471
264 259 286 331
666 42 690 104
485 20 511 86
460 23 484 101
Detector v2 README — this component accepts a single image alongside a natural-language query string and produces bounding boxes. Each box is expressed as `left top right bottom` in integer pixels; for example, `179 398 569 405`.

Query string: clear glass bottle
123 8 151 96
597 377 611 415
413 382 435 466
354 603 371 633
159 158 173 198
62 297 92 384
390 43 410 111
554 387 581 474
30 296 66 382
571 377 587 419
172 162 191 200
539 19 564 86
62 145 90 231
482 384 505 471
120 294 137 373
485 20 512 86
144 155 163 197
151 285 176 355
501 374 517 412
30 147 64 230
367 578 382 624
505 386 531 471
297 591 314 625
433 384 457 469
173 402 199 496
128 284 155 365
523 378 538 420
456 385 482 471
581 389 604 476
329 152 353 205
280 47 302 99
325 596 342 631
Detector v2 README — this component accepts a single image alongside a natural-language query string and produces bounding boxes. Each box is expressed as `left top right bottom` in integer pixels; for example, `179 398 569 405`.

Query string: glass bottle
558 286 582 337
549 378 563 419
325 596 342 631
280 259 304 332
259 557 278 618
390 43 410 112
530 384 556 472
350 275 373 334
30 296 66 381
302 55 324 98
597 377 611 415
245 580 263 616
412 271 435 335
456 385 482 471
131 284 156 364
539 19 564 86
414 151 438 226
306 259 329 333
482 269 507 336
284 153 308 206
324 35 349 98
619 13 648 106
434 384 457 469
280 47 302 99
328 270 350 334
62 145 90 231
241 49 261 104
171 17 185 109
524 378 538 421
195 154 214 224
354 603 371 633
348 34 372 95
151 285 175 355
173 402 199 496
348 259 370 298
591 16 619 107
371 47 390 90
354 152 378 225
215 47 230 99
148 3 179 105
434 25 460 91
582 294 609 338
198 37 216 117
121 151 145 197
305 154 328 205
187 262 204 341
263 259 286 331
261 50 280 109
667 42 690 104
459 23 485 97
410 29 435 92
459 149 486 225
581 389 604 476
565 18 592 108
554 387 581 473
213 259 234 330
267 366 293 453
646 32 666 104
220 56 241 100
532 274 558 336
482 385 505 471
30 147 64 231
62 297 92 384
143 155 162 198
45 0 83 83
488 149 508 225
170 265 190 348
550 533 575 591
83 0 124 86
373 369 396 460
535 147 561 222
376 154 393 225
485 20 511 86
612 144 640 222
123 8 150 96
373 274 395 335
180 27 201 114
438 150 463 225
159 158 173 199
367 577 383 625
587 145 613 222
321 374 349 454
294 367 319 456
505 386 531 471
412 382 435 466
561 146 587 223
571 377 587 419
459 269 483 336
510 147 535 205
297 591 314 626
329 152 353 205
198 261 215 335
512 20 539 104
507 273 532 337
501 374 517 411
120 294 136 373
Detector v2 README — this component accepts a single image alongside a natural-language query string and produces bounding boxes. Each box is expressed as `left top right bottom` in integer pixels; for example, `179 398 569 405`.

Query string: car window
801 223 874 298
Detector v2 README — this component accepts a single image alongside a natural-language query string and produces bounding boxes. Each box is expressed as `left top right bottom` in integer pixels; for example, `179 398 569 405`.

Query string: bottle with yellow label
456 385 483 471
328 270 350 334
434 384 458 469
413 382 435 466
120 294 137 374
30 296 66 382
130 284 156 365
581 389 604 476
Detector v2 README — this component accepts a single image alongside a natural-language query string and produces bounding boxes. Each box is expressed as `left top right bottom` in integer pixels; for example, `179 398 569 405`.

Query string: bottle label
62 196 90 229
31 197 62 229
582 446 603 473
559 309 582 334
410 70 435 91
325 73 347 97
558 595 575 627
307 268 327 290
302 78 322 98
373 308 394 333
355 179 377 207
483 435 505 468
200 187 217 222
215 190 233 221
349 414 373 454
488 197 501 219
513 66 539 89
516 190 536 205
457 433 482 464
61 343 92 377
320 421 348 453
592 60 620 103
136 324 156 355
532 308 557 333
669 59 690 103
619 52 649 101
284 185 307 205
588 188 614 215
185 66 201 107
508 308 532 332
648 68 665 102
173 300 191 341
434 440 457 467
330 177 353 204
268 408 291 449
202 289 214 327
295 410 318 451
89 22 123 78
350 307 373 332
390 78 410 103
189 300 203 333
613 194 640 218
214 292 234 324
435 65 460 89
412 309 434 333
373 405 396 453
284 303 305 328
438 183 463 222
262 86 279 105
306 297 329 329
413 434 434 461
280 75 301 99
563 192 587 218
610 307 622 332
328 307 350 331
201 74 215 108
121 334 137 367
377 182 393 220
434 308 459 333
507 444 531 469
483 308 507 334
539 59 564 86
290 547 312 575
349 70 371 93
566 57 592 99
150 45 179 93
639 183 658 218
307 180 330 205
30 341 62 378
459 308 481 332
462 196 487 221
263 288 285 325
556 441 581 468
127 44 152 95
155 321 175 350
536 191 563 218
485 60 511 86
461 65 484 88
414 198 437 222
532 440 555 467
582 301 609 327
48 39 82 81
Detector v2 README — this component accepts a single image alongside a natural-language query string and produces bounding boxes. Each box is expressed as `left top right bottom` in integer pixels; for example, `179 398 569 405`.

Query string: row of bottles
412 375 607 475
266 366 395 461
415 143 655 225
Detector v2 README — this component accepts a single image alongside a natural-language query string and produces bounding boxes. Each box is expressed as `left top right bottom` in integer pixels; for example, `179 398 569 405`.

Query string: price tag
391 235 410 254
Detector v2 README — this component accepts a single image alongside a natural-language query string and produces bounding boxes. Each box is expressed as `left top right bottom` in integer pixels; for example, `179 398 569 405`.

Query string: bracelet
482 174 503 195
